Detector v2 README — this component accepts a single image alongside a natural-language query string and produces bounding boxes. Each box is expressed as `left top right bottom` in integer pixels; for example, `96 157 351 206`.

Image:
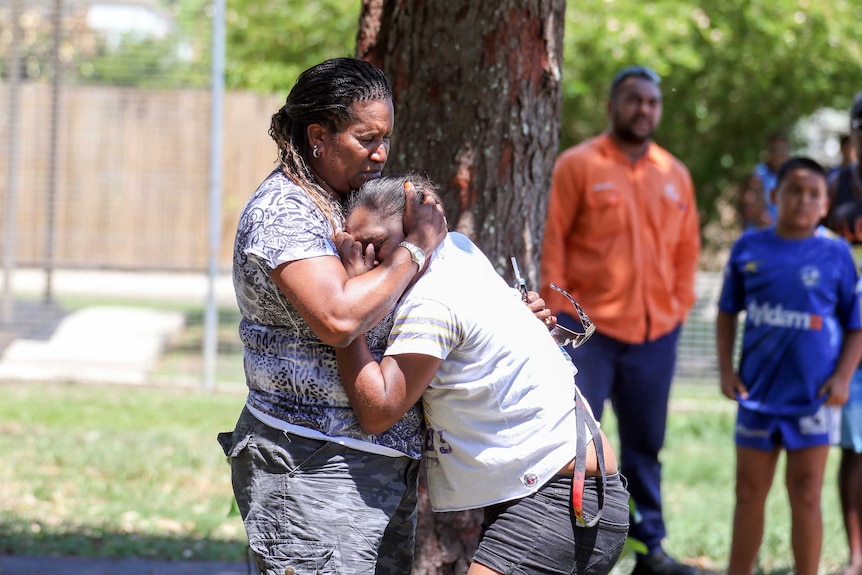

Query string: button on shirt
540 133 700 344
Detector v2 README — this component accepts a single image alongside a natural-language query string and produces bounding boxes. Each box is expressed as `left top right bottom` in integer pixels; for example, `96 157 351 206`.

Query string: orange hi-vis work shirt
540 133 700 344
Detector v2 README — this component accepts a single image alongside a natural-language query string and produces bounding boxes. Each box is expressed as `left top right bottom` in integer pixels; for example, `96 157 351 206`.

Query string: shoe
632 550 701 575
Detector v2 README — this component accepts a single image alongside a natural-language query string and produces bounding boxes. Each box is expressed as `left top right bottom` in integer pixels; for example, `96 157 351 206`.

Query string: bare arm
716 310 747 401
336 338 442 435
271 186 446 347
819 329 862 406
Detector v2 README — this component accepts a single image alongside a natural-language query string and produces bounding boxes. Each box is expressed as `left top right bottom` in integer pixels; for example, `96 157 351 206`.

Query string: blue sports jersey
718 227 862 416
754 162 779 223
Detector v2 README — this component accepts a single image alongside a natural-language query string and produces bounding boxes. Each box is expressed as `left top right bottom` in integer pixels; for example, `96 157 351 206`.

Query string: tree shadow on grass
0 521 247 563
757 566 846 575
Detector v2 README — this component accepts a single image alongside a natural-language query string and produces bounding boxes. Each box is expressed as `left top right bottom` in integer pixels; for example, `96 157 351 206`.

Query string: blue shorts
473 473 630 575
841 369 862 452
735 404 840 451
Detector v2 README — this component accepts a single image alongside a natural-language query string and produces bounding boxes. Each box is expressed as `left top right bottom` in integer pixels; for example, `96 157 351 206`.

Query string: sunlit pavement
0 269 235 385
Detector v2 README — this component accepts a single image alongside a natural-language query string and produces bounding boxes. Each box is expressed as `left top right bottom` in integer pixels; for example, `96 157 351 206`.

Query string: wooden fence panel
0 83 281 271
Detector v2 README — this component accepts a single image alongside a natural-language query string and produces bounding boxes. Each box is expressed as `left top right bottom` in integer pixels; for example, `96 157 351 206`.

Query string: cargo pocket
250 538 335 575
218 430 249 458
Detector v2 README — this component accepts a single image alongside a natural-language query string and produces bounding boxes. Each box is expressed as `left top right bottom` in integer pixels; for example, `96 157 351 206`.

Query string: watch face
409 246 423 263
400 242 424 266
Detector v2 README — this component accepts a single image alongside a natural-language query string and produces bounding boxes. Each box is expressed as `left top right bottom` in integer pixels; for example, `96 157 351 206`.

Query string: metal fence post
43 0 62 304
203 0 227 390
2 0 23 325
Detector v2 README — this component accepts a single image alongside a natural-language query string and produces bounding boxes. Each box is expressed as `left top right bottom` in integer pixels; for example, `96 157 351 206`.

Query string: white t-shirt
386 233 587 511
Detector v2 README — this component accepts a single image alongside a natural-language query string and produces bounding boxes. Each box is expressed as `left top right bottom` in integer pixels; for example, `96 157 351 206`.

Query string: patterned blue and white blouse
232 169 423 458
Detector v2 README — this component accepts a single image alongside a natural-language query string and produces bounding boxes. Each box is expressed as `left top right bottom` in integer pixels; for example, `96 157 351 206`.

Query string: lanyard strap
572 390 606 528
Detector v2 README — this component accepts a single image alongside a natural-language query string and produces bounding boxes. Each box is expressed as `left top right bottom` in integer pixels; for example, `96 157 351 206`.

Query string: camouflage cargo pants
219 406 420 575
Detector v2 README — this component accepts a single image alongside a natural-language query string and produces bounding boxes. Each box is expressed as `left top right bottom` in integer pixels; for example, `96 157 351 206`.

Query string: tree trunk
356 2 565 573
357 0 564 288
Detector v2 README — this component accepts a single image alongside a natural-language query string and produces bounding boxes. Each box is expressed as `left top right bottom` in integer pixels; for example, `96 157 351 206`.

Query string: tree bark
357 0 564 288
356 2 565 573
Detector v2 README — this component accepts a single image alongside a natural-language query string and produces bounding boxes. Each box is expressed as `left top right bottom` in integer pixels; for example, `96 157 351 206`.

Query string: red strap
572 391 606 528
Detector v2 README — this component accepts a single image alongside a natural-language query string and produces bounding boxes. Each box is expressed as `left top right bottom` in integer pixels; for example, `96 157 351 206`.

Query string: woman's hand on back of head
402 182 447 254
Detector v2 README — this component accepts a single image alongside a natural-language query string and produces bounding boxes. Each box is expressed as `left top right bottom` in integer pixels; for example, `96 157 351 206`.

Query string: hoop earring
312 145 321 159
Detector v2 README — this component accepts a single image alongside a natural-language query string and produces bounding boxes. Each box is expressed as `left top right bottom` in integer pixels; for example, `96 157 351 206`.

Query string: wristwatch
398 241 426 272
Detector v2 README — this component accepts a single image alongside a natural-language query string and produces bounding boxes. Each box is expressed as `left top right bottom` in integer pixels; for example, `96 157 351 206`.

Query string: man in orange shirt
541 66 701 575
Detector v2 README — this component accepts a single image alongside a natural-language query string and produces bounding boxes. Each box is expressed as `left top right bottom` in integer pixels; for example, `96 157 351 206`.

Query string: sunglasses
509 257 596 349
852 118 862 131
548 283 596 349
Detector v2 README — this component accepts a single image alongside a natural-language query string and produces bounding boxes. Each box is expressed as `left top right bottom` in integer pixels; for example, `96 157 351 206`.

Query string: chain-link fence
678 271 724 384
0 0 727 390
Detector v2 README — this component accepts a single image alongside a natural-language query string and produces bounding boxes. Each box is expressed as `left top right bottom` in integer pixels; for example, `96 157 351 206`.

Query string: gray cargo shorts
473 472 630 575
218 406 420 575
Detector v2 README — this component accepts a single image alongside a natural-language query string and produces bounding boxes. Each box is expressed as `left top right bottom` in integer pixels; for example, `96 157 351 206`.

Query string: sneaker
632 550 701 575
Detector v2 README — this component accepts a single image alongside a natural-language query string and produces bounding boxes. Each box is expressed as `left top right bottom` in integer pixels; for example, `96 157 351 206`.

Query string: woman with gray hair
337 173 630 575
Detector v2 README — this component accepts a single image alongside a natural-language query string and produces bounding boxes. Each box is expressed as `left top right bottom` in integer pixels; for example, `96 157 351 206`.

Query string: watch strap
397 241 426 271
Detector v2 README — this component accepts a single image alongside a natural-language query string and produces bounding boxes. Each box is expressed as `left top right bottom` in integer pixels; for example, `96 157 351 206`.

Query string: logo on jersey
746 300 822 330
799 266 820 288
743 261 759 273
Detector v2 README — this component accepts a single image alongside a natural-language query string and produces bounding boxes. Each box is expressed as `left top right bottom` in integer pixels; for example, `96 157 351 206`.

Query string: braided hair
269 58 392 229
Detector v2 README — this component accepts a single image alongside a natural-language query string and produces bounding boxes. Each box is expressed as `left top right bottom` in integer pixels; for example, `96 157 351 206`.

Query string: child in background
825 94 862 575
737 173 772 231
716 157 862 575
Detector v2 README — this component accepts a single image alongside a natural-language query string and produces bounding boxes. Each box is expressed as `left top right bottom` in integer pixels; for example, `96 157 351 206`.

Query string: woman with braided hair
218 58 447 574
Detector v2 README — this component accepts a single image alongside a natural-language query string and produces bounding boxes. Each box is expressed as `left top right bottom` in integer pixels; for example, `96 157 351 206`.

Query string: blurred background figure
829 134 859 185
752 132 791 225
736 173 772 231
825 92 862 575
718 157 862 575
541 65 701 575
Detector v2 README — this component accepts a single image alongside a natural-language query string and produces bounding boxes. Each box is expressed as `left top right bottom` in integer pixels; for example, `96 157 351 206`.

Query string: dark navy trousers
559 312 681 554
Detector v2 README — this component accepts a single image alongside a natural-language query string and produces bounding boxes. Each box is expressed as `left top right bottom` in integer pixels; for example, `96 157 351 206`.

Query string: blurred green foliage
3 0 861 229
216 0 862 226
223 0 360 92
560 0 862 225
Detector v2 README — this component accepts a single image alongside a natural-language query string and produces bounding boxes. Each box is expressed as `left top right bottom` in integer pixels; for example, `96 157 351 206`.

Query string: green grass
148 306 247 389
601 383 847 575
0 382 248 561
0 379 852 573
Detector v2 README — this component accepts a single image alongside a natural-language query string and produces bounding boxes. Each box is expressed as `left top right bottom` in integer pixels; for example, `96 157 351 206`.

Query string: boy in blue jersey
716 157 862 575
